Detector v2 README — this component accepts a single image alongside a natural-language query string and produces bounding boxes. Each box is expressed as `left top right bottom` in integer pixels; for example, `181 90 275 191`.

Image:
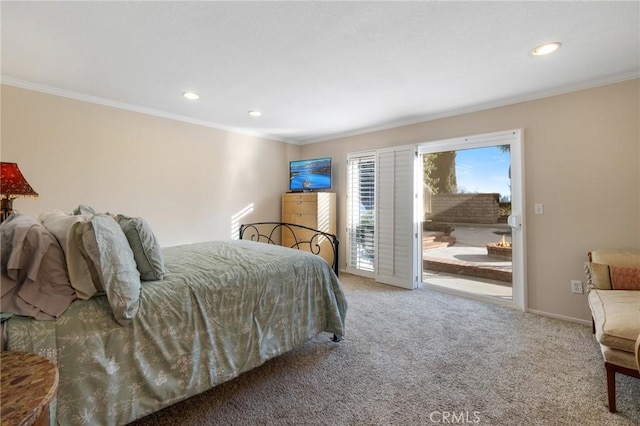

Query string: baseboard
527 309 591 326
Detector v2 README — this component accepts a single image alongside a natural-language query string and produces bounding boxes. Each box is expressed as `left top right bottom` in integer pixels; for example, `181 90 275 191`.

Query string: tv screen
289 157 332 191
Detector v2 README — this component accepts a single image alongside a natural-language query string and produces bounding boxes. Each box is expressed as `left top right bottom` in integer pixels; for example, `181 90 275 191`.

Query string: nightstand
1 351 59 426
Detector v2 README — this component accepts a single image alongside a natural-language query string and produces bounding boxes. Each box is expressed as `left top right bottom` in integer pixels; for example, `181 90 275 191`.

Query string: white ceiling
2 1 639 145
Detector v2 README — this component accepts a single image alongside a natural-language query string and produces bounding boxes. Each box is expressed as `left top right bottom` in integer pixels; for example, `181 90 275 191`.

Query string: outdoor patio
422 223 513 299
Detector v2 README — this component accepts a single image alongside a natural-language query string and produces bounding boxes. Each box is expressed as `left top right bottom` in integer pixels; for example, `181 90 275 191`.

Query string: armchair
586 249 640 413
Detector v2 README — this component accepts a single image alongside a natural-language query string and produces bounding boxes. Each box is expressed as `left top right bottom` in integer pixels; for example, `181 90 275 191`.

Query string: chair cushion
588 289 640 353
601 345 638 371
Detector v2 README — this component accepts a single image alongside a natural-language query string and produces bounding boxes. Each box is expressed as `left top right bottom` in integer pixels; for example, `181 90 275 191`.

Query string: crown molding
3 72 637 147
0 77 298 145
296 71 640 145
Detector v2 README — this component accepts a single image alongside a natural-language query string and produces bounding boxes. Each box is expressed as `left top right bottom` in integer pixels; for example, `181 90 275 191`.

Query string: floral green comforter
6 240 347 425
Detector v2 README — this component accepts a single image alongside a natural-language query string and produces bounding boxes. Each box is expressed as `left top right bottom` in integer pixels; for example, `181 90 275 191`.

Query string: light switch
534 203 544 215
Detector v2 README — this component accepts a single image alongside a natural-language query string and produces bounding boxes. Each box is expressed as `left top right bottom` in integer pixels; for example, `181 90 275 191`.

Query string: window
347 153 376 273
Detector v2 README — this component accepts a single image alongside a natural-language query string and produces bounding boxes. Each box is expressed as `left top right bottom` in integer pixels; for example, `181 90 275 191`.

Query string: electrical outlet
571 280 584 294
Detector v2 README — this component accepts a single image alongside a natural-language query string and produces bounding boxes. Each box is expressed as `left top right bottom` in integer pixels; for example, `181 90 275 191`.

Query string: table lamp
1 162 38 222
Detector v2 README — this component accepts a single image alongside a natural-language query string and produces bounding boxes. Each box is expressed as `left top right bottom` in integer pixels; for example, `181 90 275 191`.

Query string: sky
455 146 511 200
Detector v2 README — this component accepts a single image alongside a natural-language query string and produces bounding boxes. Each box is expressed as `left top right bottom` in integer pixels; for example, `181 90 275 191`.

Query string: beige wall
1 85 300 246
2 81 638 322
301 79 640 322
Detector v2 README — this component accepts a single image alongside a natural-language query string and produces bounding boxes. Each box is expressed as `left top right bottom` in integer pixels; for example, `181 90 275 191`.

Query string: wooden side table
1 351 59 426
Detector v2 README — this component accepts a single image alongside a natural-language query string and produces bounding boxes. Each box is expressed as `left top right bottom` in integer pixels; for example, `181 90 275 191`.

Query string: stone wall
426 193 500 224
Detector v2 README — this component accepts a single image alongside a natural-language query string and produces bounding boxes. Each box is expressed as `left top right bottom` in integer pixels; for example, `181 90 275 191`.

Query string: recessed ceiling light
532 42 561 56
248 110 262 117
183 91 200 100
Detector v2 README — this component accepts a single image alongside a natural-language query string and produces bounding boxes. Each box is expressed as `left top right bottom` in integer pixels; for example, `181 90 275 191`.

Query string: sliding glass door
418 129 525 310
345 129 524 310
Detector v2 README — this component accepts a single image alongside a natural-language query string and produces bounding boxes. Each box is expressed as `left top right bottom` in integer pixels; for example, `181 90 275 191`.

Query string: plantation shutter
346 153 376 274
375 145 418 289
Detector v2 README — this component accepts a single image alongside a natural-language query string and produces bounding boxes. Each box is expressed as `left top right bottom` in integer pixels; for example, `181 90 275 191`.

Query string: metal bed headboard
239 222 339 277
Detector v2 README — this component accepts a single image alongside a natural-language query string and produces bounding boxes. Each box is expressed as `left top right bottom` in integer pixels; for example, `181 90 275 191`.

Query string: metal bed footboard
239 222 339 277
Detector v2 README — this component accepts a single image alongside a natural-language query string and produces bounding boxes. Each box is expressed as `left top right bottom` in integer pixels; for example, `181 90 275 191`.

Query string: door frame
418 129 526 311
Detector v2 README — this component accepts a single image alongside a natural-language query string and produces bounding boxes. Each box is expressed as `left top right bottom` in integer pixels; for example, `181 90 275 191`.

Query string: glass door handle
507 214 522 229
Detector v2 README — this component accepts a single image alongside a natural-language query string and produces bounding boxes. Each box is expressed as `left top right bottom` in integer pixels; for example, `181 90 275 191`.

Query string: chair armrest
636 334 640 371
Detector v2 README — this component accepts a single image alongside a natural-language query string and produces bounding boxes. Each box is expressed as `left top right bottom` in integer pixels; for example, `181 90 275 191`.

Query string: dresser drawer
282 213 317 228
283 193 317 202
283 200 317 216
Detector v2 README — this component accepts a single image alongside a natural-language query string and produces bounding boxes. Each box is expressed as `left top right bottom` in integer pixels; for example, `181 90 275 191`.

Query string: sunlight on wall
317 195 330 234
230 203 255 240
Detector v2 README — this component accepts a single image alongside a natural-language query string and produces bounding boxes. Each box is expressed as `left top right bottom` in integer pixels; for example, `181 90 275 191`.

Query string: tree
423 154 438 193
498 144 511 180
423 151 457 194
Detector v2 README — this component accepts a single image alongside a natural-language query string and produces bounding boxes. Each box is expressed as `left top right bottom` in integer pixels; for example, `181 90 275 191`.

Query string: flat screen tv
289 157 332 191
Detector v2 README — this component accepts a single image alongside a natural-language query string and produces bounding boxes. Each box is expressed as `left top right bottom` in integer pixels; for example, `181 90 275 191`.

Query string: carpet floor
130 273 639 425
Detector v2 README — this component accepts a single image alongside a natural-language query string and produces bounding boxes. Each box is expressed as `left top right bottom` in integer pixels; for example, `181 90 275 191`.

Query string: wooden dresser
281 192 336 265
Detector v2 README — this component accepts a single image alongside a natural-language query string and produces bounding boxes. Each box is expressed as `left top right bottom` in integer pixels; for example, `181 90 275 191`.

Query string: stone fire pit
486 242 512 260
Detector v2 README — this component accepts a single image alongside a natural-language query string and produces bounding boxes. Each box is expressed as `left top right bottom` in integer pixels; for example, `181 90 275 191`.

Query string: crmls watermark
429 411 481 424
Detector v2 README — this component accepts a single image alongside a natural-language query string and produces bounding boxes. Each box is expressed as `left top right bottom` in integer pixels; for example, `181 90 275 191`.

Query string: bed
1 213 347 426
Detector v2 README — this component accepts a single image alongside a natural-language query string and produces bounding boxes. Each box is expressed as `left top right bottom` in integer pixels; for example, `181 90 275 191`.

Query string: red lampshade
1 162 38 199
